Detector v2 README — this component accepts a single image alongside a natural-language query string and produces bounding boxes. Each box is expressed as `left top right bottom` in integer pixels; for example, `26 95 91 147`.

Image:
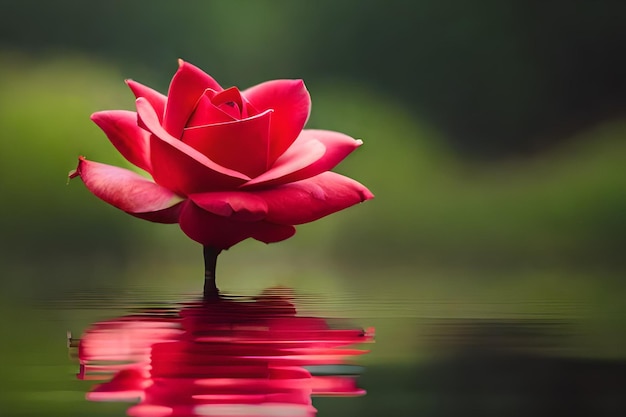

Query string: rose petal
255 172 374 225
131 204 183 224
71 157 184 223
136 97 250 194
186 89 235 127
179 201 295 249
90 110 152 173
241 139 325 187
243 130 361 188
210 86 247 119
243 79 311 165
188 191 268 221
163 59 223 137
125 79 166 122
182 110 273 178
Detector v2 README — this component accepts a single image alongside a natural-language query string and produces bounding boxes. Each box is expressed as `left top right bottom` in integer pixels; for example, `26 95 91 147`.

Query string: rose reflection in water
69 287 374 417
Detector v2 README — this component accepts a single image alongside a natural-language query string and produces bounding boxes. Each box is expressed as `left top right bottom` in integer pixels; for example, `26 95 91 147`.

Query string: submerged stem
203 246 221 299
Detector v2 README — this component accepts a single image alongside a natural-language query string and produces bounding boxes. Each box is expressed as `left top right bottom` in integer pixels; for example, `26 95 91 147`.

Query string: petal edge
256 172 374 225
90 110 152 173
72 157 184 217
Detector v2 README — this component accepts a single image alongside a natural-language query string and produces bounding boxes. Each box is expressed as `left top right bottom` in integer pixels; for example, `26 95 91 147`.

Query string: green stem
203 246 221 299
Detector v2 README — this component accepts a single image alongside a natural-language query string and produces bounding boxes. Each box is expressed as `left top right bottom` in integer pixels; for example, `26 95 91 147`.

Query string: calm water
2 279 626 417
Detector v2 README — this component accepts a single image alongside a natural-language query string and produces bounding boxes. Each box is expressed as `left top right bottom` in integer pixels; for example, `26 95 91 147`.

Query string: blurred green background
1 1 625 416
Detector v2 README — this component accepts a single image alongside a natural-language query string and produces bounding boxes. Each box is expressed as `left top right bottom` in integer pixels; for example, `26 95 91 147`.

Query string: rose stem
203 246 221 299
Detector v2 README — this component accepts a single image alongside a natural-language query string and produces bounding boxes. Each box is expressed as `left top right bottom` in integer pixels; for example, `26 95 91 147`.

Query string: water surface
2 272 626 416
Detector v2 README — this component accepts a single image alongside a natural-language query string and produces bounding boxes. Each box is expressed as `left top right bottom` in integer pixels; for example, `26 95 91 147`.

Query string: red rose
71 60 373 250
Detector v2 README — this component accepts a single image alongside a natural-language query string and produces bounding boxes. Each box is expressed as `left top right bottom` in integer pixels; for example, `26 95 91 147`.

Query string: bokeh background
1 1 625 416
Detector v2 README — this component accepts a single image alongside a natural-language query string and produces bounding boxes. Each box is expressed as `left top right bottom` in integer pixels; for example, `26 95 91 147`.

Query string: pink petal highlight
125 79 167 122
179 201 295 249
255 172 374 225
243 79 311 165
72 157 184 220
136 97 250 194
189 192 268 221
90 110 152 173
163 60 223 137
182 109 273 178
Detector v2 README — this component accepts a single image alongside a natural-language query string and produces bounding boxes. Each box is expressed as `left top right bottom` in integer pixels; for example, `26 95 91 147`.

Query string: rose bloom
71 60 373 250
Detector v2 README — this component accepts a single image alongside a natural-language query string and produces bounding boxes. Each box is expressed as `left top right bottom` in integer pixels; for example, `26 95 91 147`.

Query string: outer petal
254 172 374 225
90 110 152 173
242 79 311 165
241 138 324 187
188 191 268 221
179 201 295 250
131 205 183 224
70 157 184 223
182 109 273 178
242 130 362 188
125 79 167 122
163 59 223 137
136 97 250 194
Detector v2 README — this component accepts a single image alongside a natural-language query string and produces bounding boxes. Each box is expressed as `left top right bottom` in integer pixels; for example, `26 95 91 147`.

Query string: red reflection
72 288 374 417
